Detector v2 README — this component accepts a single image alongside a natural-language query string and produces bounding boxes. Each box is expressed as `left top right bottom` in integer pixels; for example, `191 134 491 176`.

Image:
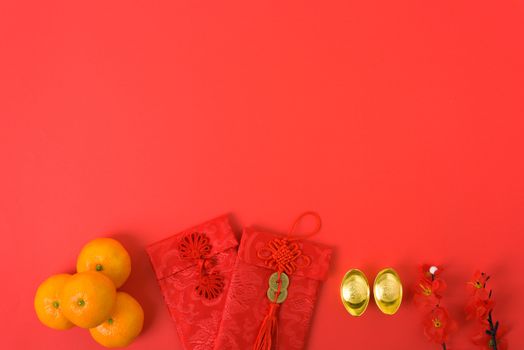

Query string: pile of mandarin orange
34 238 144 348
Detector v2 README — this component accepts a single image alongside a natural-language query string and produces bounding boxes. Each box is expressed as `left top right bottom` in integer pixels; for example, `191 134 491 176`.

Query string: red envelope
147 215 238 350
214 226 332 350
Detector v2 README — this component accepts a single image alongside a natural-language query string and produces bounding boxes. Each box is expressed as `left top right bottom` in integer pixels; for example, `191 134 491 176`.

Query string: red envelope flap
147 215 238 280
238 227 332 281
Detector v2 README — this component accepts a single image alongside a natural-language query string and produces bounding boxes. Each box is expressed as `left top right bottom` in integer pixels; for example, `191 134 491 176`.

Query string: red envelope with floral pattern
214 226 332 350
147 215 238 350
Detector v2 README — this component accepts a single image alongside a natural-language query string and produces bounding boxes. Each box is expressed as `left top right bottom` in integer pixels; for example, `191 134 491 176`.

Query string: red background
1 1 523 349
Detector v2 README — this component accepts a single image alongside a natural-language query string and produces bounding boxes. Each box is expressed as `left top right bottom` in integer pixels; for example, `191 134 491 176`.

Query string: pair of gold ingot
340 268 402 316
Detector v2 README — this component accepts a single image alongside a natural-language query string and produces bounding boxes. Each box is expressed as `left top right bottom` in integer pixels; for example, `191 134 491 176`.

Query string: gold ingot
340 269 370 317
373 268 402 315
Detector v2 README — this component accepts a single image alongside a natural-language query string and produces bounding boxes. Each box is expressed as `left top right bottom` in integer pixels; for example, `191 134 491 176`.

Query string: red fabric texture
214 227 332 350
147 215 238 350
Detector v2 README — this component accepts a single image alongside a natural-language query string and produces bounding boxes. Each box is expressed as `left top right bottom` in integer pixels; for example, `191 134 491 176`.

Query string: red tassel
253 302 280 350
